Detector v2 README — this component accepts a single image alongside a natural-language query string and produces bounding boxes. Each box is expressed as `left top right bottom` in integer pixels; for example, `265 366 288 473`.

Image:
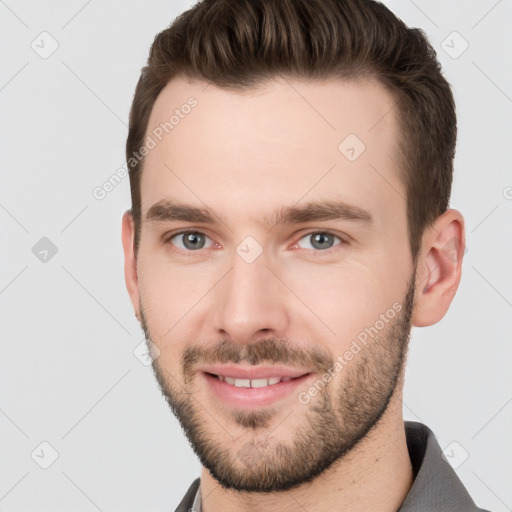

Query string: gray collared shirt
175 421 491 512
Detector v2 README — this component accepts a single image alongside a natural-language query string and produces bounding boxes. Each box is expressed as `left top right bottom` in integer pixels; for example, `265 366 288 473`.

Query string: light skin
122 76 465 512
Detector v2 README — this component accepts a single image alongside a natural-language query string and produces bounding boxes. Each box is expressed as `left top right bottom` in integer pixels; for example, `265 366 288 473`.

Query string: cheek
136 249 208 338
281 259 396 346
137 263 200 377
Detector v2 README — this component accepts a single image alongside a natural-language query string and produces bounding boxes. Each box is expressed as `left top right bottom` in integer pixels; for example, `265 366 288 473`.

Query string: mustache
181 338 334 377
138 309 333 374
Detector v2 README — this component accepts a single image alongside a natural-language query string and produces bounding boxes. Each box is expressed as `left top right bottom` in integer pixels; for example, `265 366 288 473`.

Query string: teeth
218 375 294 387
250 378 271 388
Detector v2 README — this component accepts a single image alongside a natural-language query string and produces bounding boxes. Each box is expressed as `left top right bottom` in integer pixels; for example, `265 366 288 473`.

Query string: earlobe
121 210 140 318
411 209 466 327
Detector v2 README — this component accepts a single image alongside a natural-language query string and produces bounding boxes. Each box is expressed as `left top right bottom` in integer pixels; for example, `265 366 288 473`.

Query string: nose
212 250 290 345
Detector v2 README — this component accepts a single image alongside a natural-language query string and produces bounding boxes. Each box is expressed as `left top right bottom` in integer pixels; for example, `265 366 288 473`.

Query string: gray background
1 0 511 510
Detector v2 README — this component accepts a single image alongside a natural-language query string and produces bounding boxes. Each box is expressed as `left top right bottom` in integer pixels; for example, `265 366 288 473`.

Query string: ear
411 209 466 327
121 210 140 319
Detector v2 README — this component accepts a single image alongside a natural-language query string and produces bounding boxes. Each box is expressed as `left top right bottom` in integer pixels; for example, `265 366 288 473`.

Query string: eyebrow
144 199 374 228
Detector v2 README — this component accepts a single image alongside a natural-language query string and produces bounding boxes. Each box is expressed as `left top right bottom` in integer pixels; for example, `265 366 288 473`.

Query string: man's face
130 76 417 492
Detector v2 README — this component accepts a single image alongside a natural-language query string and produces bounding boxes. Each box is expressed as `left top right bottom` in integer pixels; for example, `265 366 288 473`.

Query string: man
121 0 491 510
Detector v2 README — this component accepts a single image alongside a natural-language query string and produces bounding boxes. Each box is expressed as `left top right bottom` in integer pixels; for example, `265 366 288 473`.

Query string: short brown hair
126 0 456 261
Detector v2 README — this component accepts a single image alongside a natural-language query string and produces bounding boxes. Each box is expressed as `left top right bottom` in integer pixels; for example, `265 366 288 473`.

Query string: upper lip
199 365 311 380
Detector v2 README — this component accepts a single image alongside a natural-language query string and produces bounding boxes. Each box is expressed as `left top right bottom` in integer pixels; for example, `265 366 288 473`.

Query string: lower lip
202 372 314 408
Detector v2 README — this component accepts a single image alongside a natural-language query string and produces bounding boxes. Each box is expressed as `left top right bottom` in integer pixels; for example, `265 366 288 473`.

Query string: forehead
140 76 404 230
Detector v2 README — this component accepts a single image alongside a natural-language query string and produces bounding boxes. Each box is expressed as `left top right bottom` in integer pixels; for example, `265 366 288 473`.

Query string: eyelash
164 230 347 255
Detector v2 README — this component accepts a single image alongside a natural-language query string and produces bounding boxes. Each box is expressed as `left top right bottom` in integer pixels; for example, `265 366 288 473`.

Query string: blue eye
296 232 343 251
168 231 215 251
166 230 344 253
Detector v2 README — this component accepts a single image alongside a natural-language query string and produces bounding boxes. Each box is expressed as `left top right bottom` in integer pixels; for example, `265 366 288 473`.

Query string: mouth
199 366 314 408
206 372 305 388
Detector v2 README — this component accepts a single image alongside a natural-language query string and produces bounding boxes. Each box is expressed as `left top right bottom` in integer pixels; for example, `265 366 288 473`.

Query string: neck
199 389 413 512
